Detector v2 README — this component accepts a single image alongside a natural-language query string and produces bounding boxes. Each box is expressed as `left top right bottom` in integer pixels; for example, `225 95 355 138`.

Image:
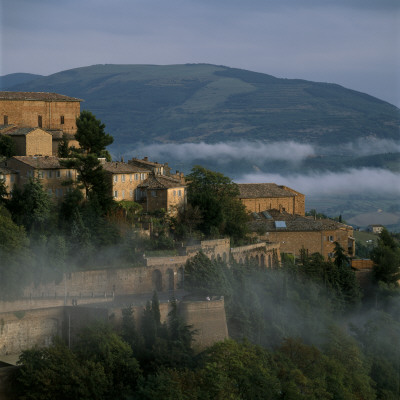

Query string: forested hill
3 64 400 150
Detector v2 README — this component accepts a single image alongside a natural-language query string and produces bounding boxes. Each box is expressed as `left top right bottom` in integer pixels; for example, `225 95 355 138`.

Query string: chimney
143 157 148 161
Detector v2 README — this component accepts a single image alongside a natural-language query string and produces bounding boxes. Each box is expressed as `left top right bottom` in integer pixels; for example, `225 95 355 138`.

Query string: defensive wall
0 238 277 361
230 242 280 267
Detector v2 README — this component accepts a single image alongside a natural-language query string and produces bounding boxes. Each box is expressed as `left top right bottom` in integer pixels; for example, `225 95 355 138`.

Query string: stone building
102 161 151 201
0 91 81 156
2 156 77 200
128 156 170 175
0 166 17 197
137 174 187 215
237 183 305 215
0 91 81 134
249 209 355 259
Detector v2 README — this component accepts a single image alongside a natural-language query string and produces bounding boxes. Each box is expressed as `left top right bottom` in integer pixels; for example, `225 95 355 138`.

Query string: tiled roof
48 131 75 140
237 183 297 198
0 91 82 102
249 209 350 232
10 156 67 169
103 162 151 174
129 158 165 167
4 127 48 136
138 174 185 189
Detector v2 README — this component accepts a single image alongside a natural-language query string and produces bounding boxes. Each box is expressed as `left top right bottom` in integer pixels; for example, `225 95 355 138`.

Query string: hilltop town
0 91 399 399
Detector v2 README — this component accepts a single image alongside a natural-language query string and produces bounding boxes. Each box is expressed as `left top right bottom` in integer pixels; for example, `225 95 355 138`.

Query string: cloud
239 168 400 196
126 141 315 164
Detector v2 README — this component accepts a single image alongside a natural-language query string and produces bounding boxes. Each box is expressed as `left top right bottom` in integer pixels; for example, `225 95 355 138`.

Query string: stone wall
0 99 80 134
25 129 53 156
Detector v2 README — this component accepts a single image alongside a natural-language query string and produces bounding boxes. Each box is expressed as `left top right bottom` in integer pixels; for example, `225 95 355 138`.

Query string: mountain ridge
2 63 399 153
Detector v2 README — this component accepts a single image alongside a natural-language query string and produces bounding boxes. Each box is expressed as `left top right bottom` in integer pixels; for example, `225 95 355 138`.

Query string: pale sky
1 0 400 106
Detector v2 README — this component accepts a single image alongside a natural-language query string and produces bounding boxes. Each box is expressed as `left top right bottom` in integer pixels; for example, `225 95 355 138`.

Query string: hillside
3 64 400 152
0 73 43 89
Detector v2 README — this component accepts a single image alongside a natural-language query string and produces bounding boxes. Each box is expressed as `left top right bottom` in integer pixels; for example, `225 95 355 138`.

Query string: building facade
237 183 305 215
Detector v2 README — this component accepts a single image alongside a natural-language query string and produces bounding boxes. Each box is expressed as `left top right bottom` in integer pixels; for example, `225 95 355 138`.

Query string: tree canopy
187 165 248 243
75 110 113 157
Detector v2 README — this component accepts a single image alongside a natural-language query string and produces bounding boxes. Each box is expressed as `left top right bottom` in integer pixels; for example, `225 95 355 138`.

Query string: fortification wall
0 307 64 356
179 297 229 351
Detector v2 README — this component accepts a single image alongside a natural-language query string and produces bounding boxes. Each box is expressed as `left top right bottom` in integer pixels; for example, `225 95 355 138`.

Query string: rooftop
237 183 299 198
103 161 151 174
129 157 165 168
138 174 186 189
249 209 351 232
0 91 82 102
7 156 68 169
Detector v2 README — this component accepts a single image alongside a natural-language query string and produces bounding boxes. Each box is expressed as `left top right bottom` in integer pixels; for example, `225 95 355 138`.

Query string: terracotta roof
9 156 68 169
237 183 298 198
249 209 350 232
138 174 185 189
103 162 151 174
0 91 82 102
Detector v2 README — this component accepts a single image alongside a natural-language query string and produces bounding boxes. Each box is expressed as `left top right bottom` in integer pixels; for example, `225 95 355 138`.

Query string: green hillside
5 64 400 151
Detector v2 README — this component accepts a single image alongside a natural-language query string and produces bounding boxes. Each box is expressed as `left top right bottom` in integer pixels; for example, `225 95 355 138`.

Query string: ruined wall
231 242 281 267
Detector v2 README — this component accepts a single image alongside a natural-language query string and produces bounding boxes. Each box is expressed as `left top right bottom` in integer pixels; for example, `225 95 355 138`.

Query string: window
4 115 8 125
27 170 32 177
66 170 72 178
129 190 133 198
10 175 14 183
129 174 133 182
151 190 157 197
38 115 42 128
55 188 63 197
47 171 52 178
37 171 44 179
121 175 125 182
173 190 176 196
328 252 334 258
122 190 125 199
47 189 53 196
56 170 61 178
60 116 65 125
140 173 145 180
328 235 334 242
135 174 138 181
114 175 118 183
178 189 182 197
113 190 118 198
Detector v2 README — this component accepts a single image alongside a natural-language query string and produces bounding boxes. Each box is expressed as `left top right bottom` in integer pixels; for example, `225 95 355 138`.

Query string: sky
1 0 399 106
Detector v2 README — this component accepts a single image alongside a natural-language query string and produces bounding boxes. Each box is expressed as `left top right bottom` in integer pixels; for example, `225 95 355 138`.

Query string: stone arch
217 254 222 262
177 267 184 288
211 254 215 261
223 252 227 263
167 268 174 291
268 254 272 268
239 258 243 265
260 254 265 267
152 269 163 292
255 254 259 266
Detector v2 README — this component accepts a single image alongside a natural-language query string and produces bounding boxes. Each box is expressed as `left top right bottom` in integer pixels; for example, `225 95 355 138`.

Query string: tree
371 228 400 285
8 178 52 232
57 132 70 157
0 135 16 158
61 153 114 215
187 166 248 242
75 110 113 157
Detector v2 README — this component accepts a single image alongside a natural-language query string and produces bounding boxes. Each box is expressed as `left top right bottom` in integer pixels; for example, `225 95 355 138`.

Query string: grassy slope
5 64 400 149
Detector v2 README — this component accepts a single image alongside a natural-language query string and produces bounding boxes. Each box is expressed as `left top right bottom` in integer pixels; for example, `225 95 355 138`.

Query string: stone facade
237 183 305 215
0 167 17 197
6 127 53 156
102 161 151 202
0 92 81 134
138 174 187 215
249 210 355 259
2 156 78 200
